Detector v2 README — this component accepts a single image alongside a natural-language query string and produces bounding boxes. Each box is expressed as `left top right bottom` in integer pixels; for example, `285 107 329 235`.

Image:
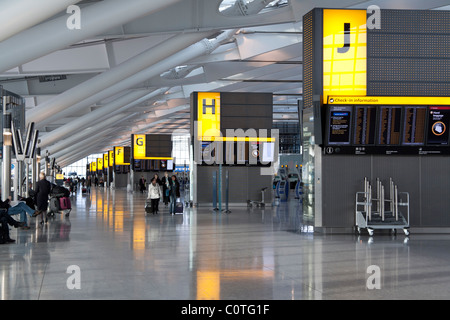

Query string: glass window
61 153 104 178
171 134 190 168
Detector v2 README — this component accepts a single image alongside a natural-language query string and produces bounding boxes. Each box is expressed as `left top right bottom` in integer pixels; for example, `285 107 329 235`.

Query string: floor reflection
1 187 450 299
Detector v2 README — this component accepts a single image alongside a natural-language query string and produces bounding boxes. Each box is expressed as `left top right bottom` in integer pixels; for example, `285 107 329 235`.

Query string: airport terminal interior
1 0 450 300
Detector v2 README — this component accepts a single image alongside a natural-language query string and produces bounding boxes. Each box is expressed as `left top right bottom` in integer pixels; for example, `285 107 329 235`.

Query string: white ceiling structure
0 0 449 167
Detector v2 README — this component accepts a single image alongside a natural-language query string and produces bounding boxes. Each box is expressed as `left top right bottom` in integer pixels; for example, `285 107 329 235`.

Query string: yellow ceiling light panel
197 92 221 141
323 9 367 102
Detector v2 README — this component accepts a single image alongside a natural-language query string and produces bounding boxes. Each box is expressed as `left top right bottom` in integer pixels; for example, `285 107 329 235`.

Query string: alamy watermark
367 5 381 30
66 265 81 290
193 122 279 176
66 5 81 30
366 265 381 290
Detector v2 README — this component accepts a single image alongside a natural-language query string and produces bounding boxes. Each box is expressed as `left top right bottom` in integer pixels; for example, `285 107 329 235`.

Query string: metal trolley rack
355 177 410 236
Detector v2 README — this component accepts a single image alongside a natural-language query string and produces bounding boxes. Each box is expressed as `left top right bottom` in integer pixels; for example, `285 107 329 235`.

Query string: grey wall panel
114 173 128 188
321 154 450 229
322 155 371 227
420 157 450 227
196 166 271 205
196 166 216 203
371 156 421 226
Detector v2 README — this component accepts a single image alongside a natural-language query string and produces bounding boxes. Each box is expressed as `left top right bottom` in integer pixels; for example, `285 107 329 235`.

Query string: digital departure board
324 105 450 155
402 107 426 145
378 106 402 145
354 106 377 145
328 106 352 145
426 107 450 145
191 91 275 166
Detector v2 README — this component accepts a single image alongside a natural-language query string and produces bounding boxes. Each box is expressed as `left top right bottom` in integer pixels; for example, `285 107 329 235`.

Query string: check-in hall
0 0 450 301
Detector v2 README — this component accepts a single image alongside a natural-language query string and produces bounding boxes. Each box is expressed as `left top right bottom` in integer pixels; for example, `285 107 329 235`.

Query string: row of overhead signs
86 90 279 175
303 8 450 155
87 135 174 175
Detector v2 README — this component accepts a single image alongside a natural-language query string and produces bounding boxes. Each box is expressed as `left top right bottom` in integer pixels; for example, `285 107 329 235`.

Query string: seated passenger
0 196 36 230
0 210 26 243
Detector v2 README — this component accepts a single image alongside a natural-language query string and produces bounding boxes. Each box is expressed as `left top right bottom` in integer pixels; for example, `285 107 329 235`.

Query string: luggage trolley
355 177 410 236
247 187 267 208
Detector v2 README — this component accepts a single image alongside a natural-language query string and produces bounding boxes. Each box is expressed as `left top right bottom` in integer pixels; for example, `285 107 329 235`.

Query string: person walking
153 174 161 186
147 178 162 215
139 175 147 194
161 172 170 206
86 175 92 194
168 175 180 215
34 172 52 218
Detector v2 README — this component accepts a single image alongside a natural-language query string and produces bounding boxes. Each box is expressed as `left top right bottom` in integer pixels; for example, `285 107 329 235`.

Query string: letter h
203 99 215 115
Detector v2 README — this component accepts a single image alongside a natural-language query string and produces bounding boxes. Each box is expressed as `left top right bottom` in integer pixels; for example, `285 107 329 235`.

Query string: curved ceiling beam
29 31 212 127
39 89 152 148
45 112 137 155
0 0 184 73
35 29 236 146
0 0 82 42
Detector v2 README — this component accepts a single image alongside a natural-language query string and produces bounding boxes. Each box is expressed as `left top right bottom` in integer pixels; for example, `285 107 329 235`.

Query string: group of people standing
144 172 180 215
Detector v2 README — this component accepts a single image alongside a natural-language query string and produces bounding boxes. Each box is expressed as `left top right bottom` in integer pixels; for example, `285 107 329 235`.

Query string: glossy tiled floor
1 186 450 300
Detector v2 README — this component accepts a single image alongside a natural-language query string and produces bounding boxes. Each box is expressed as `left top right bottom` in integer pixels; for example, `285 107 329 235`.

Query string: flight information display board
327 106 352 145
354 106 377 145
324 105 450 155
378 106 402 145
402 106 426 145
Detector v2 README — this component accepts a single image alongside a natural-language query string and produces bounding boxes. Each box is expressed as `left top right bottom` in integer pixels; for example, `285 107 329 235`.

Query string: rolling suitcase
175 201 184 214
59 197 71 210
145 201 153 214
59 197 72 216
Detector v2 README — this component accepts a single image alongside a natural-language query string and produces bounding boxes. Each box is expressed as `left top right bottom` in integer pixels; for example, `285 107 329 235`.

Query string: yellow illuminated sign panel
323 9 367 102
97 158 103 171
115 146 130 165
92 161 97 172
56 174 64 180
133 135 173 160
133 134 146 159
197 92 221 141
327 96 450 105
103 153 108 167
109 150 114 167
196 92 276 144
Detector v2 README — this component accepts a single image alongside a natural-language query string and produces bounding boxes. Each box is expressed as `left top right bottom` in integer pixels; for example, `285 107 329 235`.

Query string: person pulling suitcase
147 178 162 215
